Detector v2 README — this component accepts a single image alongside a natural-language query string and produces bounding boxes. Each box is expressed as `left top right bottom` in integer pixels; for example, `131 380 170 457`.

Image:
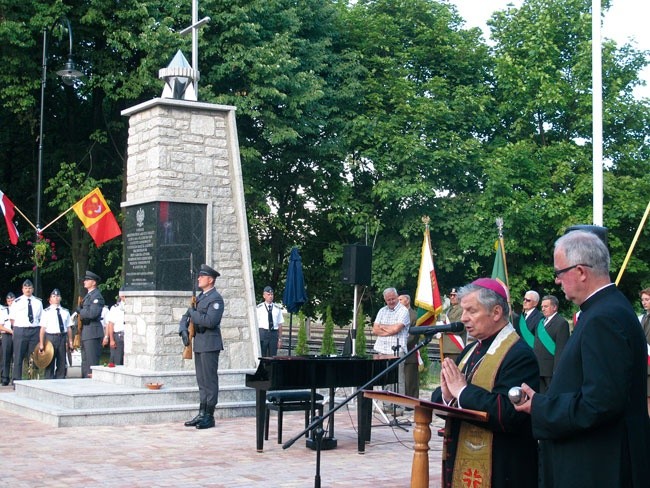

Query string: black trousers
12 327 40 382
259 328 279 357
45 333 67 379
82 337 102 378
1 333 13 382
195 350 220 407
109 332 125 365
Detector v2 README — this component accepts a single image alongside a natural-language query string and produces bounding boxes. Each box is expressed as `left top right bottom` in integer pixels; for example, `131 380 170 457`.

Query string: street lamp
35 17 83 295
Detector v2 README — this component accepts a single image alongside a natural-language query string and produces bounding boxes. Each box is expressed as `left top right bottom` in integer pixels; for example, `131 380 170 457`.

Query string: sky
448 0 649 99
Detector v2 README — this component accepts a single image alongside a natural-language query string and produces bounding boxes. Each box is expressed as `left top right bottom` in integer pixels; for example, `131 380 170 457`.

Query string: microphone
409 322 465 335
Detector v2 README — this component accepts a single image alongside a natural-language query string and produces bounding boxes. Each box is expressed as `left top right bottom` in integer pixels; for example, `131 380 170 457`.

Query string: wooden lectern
364 390 488 488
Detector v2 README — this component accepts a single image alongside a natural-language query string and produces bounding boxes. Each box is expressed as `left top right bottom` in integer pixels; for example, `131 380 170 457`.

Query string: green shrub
320 306 337 355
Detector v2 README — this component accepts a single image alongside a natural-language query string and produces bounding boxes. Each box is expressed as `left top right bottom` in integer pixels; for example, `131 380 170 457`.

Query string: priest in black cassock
515 230 650 488
431 278 539 488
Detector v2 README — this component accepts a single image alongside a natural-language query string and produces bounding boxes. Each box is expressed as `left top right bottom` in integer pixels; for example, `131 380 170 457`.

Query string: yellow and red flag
72 188 121 247
414 226 443 326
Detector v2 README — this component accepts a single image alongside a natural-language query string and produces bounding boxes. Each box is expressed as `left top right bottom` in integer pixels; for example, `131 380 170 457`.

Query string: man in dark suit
515 229 650 487
533 295 570 393
516 290 543 347
179 264 224 430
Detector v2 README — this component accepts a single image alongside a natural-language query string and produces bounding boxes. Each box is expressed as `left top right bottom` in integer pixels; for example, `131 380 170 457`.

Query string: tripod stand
372 341 411 430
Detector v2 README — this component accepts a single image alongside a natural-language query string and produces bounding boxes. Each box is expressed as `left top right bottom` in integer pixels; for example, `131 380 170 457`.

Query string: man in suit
640 288 650 415
516 290 543 348
515 229 650 487
533 295 570 393
179 264 224 430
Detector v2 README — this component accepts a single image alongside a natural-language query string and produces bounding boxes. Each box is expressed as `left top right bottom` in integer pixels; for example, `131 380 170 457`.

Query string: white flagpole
592 0 603 226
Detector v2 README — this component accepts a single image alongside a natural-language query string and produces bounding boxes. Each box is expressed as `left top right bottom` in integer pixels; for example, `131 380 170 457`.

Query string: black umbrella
282 247 308 356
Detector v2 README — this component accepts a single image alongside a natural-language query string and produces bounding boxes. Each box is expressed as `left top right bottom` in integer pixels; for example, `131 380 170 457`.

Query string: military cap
83 271 101 282
198 264 220 279
23 279 34 288
50 288 61 296
6 292 15 299
263 286 274 293
449 288 458 295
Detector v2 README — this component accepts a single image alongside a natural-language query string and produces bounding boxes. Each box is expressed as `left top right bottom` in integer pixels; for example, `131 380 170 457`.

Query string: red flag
0 189 19 245
72 188 121 247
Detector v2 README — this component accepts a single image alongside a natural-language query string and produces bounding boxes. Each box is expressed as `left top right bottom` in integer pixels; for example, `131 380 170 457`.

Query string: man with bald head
515 229 650 487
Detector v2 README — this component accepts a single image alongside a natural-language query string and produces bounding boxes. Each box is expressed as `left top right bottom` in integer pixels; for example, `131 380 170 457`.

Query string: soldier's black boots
195 404 215 429
184 403 206 427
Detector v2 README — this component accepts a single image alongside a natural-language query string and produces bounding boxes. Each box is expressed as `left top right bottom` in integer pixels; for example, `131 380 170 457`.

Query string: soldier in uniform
442 288 467 361
10 280 43 383
77 271 105 378
38 289 73 379
103 289 126 365
179 264 224 429
0 292 15 385
256 286 284 356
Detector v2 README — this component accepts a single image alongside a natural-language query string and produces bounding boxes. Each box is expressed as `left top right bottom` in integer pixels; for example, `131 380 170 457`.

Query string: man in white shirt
38 289 72 379
10 279 43 383
373 287 410 394
103 290 126 365
256 286 284 357
0 292 15 385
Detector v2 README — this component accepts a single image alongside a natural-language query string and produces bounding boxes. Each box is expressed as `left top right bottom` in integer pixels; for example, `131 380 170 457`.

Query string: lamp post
34 17 83 296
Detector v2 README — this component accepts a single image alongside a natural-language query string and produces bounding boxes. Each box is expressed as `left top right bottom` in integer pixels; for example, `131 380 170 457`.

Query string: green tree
320 305 337 356
355 302 368 358
477 0 650 307
294 312 310 356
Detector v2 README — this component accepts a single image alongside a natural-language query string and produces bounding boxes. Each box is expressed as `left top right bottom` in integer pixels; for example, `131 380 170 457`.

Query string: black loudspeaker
341 244 372 285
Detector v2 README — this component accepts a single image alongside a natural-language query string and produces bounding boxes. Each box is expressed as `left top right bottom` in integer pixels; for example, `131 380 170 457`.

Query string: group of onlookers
0 271 125 384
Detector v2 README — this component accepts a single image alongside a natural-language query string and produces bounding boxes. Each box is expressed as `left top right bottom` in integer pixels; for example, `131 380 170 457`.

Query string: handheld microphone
408 322 465 335
508 386 528 406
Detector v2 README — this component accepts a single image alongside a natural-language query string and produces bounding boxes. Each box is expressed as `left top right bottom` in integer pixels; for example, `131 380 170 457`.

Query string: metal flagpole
592 0 603 226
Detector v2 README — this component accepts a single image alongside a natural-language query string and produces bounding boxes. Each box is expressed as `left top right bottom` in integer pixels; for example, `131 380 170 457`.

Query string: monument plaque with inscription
123 202 206 291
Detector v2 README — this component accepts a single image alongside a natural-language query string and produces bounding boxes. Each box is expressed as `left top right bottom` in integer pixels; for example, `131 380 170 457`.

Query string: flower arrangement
27 233 57 269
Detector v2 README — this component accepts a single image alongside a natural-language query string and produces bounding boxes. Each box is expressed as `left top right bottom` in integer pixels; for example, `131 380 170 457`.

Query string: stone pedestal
120 98 259 372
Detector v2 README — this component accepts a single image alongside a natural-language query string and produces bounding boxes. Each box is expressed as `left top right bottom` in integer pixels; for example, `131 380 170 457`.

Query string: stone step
12 378 253 409
0 369 257 428
89 365 248 388
0 391 255 427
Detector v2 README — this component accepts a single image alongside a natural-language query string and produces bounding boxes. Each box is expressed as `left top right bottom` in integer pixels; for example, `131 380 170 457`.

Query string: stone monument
120 97 259 372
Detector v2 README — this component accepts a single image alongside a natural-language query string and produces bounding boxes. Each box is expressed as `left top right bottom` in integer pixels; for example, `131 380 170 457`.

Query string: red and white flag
0 189 19 245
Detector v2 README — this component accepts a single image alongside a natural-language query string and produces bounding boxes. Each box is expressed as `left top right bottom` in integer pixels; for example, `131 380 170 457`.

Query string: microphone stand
282 332 436 488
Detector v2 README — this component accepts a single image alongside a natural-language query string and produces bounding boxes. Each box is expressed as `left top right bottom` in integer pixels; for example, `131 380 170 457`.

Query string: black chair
265 390 324 443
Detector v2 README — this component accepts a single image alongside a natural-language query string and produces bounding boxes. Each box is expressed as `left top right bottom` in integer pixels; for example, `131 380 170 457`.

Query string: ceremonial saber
615 198 650 286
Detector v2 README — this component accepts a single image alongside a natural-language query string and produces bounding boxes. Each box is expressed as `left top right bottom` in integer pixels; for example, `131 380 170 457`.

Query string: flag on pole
491 236 510 304
0 189 19 245
72 188 121 247
414 225 443 326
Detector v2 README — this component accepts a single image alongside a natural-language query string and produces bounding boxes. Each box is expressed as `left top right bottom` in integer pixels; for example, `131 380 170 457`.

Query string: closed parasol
282 247 308 356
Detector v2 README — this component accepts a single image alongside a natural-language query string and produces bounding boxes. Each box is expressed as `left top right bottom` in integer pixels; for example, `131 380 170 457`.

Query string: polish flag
0 189 19 245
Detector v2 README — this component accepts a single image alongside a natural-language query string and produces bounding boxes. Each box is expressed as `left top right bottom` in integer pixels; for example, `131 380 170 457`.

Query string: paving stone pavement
0 387 444 488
